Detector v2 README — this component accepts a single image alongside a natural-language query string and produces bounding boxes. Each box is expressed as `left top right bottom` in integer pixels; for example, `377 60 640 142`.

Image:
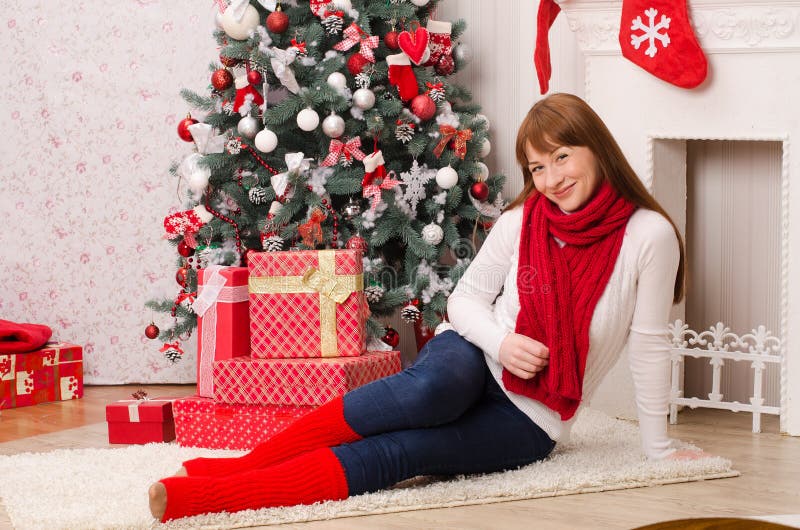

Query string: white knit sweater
446 206 679 460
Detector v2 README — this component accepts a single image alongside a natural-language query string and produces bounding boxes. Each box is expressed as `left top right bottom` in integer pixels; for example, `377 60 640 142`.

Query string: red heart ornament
398 27 430 65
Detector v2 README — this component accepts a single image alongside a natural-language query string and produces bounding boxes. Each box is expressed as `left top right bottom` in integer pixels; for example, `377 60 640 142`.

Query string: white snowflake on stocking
630 8 671 58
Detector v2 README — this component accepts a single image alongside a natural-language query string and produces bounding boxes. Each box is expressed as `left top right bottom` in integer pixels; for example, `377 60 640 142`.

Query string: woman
149 93 702 522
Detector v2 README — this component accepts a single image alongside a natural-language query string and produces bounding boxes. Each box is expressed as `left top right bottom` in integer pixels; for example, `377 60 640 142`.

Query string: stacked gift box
1 342 83 410
141 248 401 450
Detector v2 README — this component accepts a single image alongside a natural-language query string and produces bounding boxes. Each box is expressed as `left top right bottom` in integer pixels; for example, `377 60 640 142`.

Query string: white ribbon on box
117 399 173 423
192 265 249 397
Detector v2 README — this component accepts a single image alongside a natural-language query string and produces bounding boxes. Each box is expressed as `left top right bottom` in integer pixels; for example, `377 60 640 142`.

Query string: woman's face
524 142 602 212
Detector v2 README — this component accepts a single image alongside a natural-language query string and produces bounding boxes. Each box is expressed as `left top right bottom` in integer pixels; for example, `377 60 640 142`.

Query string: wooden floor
1 385 798 529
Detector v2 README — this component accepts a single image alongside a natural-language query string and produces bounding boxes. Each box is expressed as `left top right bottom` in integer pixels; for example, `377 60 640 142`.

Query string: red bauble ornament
435 55 455 76
470 181 490 202
175 266 190 287
177 240 194 257
266 9 290 34
247 70 263 85
211 68 234 91
410 94 436 121
347 53 370 76
145 323 160 340
382 327 400 348
384 30 400 50
220 55 240 67
177 114 198 142
345 235 367 251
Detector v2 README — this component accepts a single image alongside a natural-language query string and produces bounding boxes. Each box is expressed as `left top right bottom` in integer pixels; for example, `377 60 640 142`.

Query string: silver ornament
454 43 473 64
421 223 444 245
322 113 346 138
344 197 362 219
237 116 261 139
352 88 376 110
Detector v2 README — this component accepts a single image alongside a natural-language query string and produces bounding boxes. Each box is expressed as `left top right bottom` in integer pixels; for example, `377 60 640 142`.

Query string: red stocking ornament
619 0 707 88
533 0 561 94
164 205 214 239
424 20 453 68
233 75 265 113
386 53 419 102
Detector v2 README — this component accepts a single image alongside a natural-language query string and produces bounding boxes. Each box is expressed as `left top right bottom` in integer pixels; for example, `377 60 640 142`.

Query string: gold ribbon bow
249 250 364 356
433 124 473 160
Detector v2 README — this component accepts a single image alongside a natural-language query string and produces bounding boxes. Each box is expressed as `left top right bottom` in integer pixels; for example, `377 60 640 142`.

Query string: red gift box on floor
248 249 368 359
0 343 83 410
213 350 401 406
106 398 176 444
195 266 250 397
173 396 314 450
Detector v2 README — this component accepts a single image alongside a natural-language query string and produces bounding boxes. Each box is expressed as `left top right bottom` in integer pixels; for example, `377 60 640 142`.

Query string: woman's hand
499 332 550 379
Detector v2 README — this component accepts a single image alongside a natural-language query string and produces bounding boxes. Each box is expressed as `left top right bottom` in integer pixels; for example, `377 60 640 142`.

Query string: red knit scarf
503 181 636 420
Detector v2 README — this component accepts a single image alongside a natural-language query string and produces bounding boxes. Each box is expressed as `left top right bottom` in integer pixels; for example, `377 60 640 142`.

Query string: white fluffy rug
0 409 738 530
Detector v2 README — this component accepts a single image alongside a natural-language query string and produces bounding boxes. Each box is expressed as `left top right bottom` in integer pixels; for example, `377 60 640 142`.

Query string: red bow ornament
321 137 367 167
298 207 327 247
175 291 197 306
289 38 307 56
433 124 473 159
159 341 185 356
334 23 380 63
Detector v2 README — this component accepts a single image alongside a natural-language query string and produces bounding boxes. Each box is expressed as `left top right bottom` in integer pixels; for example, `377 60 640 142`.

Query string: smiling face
524 142 603 213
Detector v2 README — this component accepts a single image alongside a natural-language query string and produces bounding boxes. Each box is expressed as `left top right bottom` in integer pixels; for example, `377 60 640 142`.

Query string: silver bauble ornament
480 138 492 158
352 88 376 110
454 42 474 64
237 116 261 139
421 223 444 245
475 113 490 130
326 72 347 90
220 4 260 40
322 113 346 138
435 166 459 189
409 0 430 5
297 107 320 131
344 197 362 219
254 129 278 153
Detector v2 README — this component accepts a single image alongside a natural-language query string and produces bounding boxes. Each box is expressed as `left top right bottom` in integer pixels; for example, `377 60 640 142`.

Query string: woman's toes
148 482 167 520
174 466 188 477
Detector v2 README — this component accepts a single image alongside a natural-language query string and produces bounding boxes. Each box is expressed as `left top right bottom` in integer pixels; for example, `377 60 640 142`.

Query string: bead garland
204 193 243 256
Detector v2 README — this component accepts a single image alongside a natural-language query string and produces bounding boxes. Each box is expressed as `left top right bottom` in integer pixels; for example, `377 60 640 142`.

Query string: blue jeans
331 330 556 496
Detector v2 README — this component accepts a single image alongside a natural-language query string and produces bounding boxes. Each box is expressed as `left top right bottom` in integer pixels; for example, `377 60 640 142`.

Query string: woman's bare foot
174 466 188 477
148 482 167 520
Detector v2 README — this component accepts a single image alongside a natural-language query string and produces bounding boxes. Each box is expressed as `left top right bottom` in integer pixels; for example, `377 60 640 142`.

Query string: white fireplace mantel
557 0 800 435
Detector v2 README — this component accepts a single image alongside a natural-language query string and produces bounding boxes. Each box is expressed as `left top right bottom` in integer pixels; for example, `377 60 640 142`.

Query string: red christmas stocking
619 0 707 88
533 0 561 95
386 53 419 102
425 20 452 68
163 205 213 239
233 75 264 113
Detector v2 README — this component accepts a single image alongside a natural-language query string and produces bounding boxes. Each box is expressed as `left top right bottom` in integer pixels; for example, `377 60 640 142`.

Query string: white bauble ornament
479 138 492 158
322 113 346 138
237 116 261 139
326 72 347 90
254 129 279 153
352 88 376 110
421 223 444 245
475 162 489 180
409 0 430 5
435 320 454 335
297 108 320 131
333 0 353 11
220 5 260 40
215 11 225 29
435 166 459 189
269 200 284 216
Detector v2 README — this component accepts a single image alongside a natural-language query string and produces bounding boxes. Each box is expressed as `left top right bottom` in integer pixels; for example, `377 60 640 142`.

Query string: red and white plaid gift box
0 343 83 410
213 350 401 406
248 249 368 358
106 397 176 444
173 396 314 450
195 266 250 397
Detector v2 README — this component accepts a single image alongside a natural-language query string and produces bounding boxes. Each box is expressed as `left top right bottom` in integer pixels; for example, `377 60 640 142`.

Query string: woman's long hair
507 93 685 303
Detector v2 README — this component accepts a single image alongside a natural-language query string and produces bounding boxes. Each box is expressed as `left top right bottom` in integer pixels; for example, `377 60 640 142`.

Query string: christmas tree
146 0 505 360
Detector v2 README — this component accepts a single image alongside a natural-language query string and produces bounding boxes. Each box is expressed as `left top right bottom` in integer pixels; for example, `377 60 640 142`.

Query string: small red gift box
0 343 83 410
213 350 401 406
173 396 314 450
248 249 369 359
106 398 176 444
195 266 250 397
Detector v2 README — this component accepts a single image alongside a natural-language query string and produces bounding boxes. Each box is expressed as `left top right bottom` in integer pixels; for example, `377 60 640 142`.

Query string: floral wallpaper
0 2 220 383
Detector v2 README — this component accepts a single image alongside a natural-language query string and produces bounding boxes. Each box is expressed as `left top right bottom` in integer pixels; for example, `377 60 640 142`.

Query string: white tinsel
433 190 448 205
350 106 366 121
308 166 334 196
362 256 384 274
470 191 506 219
435 102 460 129
238 95 255 117
360 200 387 229
299 56 317 67
416 259 455 304
256 27 274 54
